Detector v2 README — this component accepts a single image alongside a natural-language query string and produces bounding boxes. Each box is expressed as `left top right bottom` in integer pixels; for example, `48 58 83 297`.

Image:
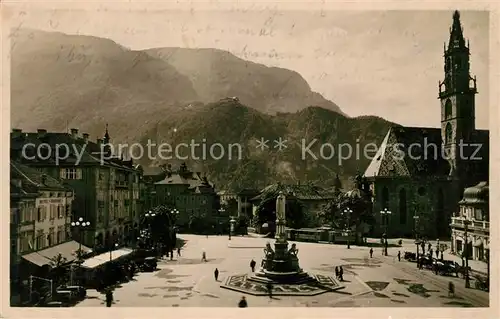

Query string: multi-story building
10 126 143 249
143 163 218 226
10 161 82 275
450 181 489 261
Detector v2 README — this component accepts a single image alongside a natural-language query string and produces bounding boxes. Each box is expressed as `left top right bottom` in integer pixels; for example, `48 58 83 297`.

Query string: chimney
82 133 89 143
41 174 47 185
11 128 22 138
37 129 47 138
70 128 78 138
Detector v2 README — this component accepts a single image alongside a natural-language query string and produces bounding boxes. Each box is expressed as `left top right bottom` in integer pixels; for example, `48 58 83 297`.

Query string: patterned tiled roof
11 161 69 194
364 125 489 179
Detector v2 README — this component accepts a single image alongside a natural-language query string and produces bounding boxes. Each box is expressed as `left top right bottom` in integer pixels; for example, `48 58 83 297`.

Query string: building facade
363 11 489 238
450 181 489 261
144 163 218 227
10 127 143 249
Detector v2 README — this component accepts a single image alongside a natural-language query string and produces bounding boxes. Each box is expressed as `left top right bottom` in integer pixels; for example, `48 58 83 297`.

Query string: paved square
76 235 489 307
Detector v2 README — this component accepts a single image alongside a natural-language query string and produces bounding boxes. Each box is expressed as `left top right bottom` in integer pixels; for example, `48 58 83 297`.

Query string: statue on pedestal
288 243 299 257
264 242 275 258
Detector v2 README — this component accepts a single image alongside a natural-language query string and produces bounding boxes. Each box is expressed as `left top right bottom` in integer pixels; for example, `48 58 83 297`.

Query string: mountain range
10 28 395 191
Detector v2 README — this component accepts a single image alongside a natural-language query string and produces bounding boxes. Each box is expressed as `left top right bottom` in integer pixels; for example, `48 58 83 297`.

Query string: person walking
105 289 113 307
335 266 339 280
435 249 439 259
339 266 344 282
369 248 373 258
214 268 219 281
448 281 455 297
250 259 256 272
177 247 181 257
266 282 273 299
238 296 248 307
397 251 401 262
202 250 207 262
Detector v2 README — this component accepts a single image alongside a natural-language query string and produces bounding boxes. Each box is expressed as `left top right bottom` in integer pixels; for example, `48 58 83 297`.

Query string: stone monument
250 192 314 283
220 191 344 296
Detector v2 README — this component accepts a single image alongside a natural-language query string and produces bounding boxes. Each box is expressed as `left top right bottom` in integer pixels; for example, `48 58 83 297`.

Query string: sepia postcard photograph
2 0 498 318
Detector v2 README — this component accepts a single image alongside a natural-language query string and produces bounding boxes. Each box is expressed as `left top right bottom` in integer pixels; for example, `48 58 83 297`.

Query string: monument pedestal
220 192 344 296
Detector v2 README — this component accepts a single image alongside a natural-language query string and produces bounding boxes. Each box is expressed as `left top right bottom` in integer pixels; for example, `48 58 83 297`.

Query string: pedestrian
440 251 444 261
335 266 339 279
397 251 401 262
238 296 248 308
105 289 113 307
177 247 181 257
266 282 273 299
429 248 433 258
250 259 256 272
214 268 219 281
339 266 344 282
435 249 439 258
202 250 207 262
448 281 455 297
369 248 373 258
428 242 431 252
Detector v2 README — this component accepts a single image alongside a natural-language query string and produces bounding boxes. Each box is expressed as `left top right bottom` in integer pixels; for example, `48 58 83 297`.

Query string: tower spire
104 123 110 142
448 10 466 50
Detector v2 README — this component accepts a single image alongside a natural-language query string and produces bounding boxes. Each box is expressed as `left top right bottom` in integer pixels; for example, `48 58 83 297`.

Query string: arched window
381 187 389 209
444 99 452 119
399 189 407 225
445 123 453 144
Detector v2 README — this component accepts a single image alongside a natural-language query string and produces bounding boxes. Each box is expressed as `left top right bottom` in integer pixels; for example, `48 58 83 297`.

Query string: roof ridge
11 162 41 187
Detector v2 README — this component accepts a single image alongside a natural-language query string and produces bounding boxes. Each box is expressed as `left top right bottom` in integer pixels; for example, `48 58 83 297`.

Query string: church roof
364 126 451 178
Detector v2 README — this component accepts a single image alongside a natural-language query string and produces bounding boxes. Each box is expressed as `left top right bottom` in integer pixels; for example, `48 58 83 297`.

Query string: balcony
115 181 128 188
450 217 489 231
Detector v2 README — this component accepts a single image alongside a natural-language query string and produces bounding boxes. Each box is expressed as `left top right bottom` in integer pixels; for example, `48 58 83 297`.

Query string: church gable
364 128 411 177
376 129 411 177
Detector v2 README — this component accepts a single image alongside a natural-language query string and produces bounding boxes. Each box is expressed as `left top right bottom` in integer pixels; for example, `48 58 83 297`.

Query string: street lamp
71 217 90 259
343 208 353 249
463 218 471 288
109 242 118 262
380 208 391 256
413 214 420 265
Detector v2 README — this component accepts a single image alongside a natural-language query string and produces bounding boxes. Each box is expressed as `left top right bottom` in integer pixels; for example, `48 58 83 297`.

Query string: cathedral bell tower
438 10 477 179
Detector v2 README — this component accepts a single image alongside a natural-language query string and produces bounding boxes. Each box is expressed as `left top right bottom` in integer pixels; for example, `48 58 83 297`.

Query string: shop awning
81 248 134 269
21 240 92 267
473 238 483 247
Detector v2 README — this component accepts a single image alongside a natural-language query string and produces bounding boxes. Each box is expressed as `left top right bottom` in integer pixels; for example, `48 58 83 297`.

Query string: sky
5 3 490 129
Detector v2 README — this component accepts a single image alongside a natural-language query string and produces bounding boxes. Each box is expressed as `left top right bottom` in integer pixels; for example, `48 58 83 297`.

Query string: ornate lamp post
413 214 420 265
380 208 391 256
463 218 471 288
343 208 352 249
71 217 90 259
144 210 156 248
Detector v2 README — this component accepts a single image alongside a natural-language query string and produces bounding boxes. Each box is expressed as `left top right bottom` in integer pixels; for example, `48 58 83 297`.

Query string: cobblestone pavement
76 235 489 307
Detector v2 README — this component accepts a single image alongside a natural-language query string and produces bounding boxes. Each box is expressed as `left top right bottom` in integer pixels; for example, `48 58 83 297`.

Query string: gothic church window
381 187 389 209
445 123 452 144
444 99 452 119
399 189 407 225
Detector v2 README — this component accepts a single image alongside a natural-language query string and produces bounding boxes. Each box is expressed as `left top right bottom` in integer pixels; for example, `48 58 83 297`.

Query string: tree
48 253 69 286
321 186 375 244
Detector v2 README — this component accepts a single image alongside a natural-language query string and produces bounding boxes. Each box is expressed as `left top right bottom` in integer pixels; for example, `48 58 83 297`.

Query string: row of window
60 168 82 180
20 204 69 223
18 226 67 253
